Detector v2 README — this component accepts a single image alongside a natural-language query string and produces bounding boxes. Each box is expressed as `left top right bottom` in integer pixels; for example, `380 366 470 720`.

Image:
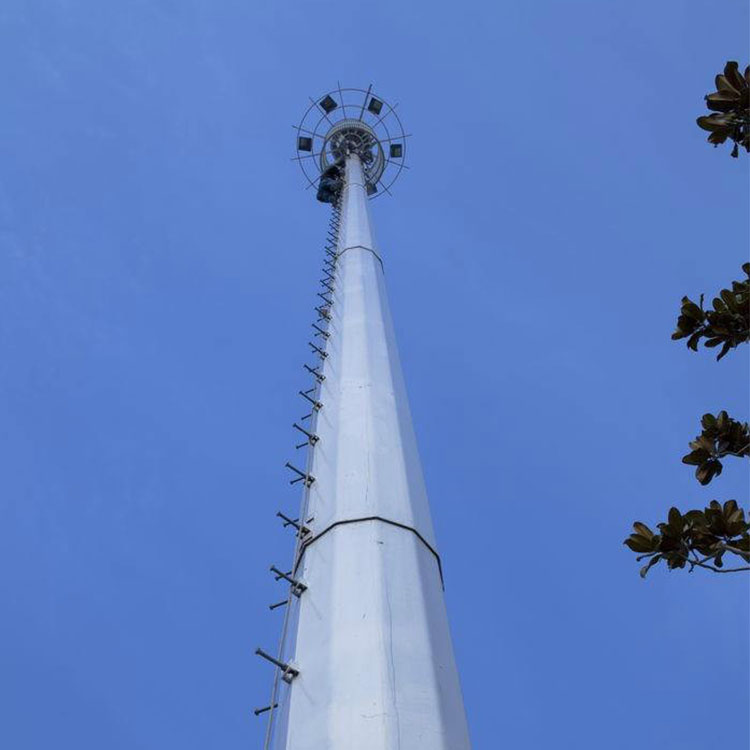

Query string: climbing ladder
254 193 343 749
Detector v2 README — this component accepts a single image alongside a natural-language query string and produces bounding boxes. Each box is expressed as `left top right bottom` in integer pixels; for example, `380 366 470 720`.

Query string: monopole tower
256 86 471 750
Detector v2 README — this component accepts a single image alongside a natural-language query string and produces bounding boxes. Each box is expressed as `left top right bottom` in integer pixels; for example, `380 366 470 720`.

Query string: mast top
293 85 409 199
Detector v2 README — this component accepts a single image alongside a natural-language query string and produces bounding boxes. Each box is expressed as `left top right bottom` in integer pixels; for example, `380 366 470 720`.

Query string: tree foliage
696 61 749 157
625 501 750 577
624 267 749 577
681 411 750 485
625 63 749 578
671 263 750 360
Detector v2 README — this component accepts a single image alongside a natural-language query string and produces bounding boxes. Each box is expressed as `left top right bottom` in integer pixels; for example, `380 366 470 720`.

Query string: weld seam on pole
293 515 444 588
337 244 384 270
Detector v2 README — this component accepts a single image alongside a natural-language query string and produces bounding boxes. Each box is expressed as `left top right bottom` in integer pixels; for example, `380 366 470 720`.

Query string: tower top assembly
293 85 409 200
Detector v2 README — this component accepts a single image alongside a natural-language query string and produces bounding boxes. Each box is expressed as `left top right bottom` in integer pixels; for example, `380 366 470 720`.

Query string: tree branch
689 560 750 573
683 547 750 574
718 443 750 458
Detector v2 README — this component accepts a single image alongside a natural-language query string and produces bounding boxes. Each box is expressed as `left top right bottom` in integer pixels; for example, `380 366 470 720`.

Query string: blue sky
0 1 747 748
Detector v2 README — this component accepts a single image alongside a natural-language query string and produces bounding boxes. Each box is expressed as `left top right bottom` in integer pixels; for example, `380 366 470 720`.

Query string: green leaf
723 499 739 517
633 522 654 539
720 289 737 309
696 460 723 485
717 341 733 360
684 510 707 526
666 554 687 570
687 332 702 351
625 535 656 553
696 435 715 452
682 299 704 319
733 536 750 562
701 413 718 429
668 507 683 530
682 449 709 466
640 555 662 578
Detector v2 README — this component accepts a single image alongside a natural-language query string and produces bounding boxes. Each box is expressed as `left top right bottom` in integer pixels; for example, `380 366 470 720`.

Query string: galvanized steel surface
272 155 471 749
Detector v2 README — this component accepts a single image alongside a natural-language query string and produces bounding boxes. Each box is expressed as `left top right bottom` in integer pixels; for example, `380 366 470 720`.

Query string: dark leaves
625 502 750 576
627 68 750 582
672 265 750 359
695 460 722 485
681 411 750 484
696 61 749 157
625 522 659 553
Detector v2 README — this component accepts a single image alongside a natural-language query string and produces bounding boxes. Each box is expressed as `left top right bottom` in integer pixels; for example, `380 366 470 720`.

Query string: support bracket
304 363 325 382
311 323 330 339
277 510 312 535
255 648 300 683
308 341 328 359
293 422 319 448
270 565 307 597
298 390 322 410
285 461 315 486
253 703 278 716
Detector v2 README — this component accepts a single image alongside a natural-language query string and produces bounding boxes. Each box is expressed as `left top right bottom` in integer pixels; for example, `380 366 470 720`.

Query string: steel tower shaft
274 154 471 749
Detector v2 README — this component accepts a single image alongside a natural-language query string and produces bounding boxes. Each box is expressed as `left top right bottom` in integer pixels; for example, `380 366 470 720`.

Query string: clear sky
1 1 747 748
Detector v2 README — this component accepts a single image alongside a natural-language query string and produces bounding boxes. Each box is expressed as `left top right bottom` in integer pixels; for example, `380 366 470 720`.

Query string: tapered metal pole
275 154 471 749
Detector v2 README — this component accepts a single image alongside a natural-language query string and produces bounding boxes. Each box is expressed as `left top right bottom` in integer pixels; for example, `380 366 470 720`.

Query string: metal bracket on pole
320 280 334 293
254 703 279 716
277 510 311 535
255 648 300 683
298 389 322 410
293 422 319 448
269 600 287 611
270 565 308 597
285 461 315 486
325 248 337 259
323 258 336 270
311 323 330 339
314 305 331 320
317 292 333 306
304 363 325 382
308 341 328 359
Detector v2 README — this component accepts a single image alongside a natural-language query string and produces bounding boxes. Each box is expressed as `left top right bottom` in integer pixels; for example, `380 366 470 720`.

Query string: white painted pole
276 154 471 749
